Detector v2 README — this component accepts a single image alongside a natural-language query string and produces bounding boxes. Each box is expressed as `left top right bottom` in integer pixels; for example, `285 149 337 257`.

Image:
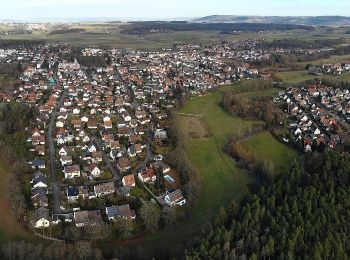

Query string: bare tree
160 206 176 226
85 223 112 241
6 172 26 220
115 218 133 239
75 241 93 260
139 203 161 232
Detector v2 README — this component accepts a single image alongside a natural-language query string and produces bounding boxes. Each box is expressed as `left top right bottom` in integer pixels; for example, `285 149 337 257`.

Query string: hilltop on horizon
192 15 350 26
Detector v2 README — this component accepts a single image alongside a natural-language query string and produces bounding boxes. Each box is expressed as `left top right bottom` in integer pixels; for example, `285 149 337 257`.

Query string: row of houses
277 84 348 151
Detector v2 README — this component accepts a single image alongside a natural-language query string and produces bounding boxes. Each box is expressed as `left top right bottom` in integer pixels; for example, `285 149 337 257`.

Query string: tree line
220 80 283 127
121 22 313 35
221 95 283 127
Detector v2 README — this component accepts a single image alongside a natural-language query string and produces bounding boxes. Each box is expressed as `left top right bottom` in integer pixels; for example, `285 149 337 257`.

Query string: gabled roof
32 207 49 222
122 174 135 187
32 175 47 186
94 182 115 194
166 189 185 203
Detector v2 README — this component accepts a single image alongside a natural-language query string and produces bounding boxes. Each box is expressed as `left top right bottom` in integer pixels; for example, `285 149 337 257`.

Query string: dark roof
32 207 49 222
31 171 45 181
30 159 45 166
33 175 47 186
31 187 48 197
67 186 79 197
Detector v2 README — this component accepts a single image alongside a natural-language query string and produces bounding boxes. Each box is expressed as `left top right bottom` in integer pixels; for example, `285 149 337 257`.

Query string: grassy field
277 70 320 84
236 87 280 98
0 161 33 241
236 131 298 177
277 70 350 84
297 54 350 67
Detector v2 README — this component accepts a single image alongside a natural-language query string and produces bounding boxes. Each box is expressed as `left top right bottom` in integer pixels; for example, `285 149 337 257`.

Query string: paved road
48 89 67 214
93 136 122 180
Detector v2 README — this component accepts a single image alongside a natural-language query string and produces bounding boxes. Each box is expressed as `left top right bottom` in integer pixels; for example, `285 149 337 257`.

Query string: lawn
236 131 298 177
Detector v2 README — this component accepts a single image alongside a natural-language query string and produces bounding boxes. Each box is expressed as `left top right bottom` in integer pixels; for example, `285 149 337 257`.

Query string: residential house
32 175 48 189
122 174 136 187
94 182 115 197
91 151 103 163
67 186 79 201
64 165 81 179
117 157 131 172
60 155 73 166
87 143 97 153
106 204 136 221
29 159 46 169
164 189 186 207
31 207 50 228
74 210 102 227
138 168 156 183
88 163 101 177
32 193 48 208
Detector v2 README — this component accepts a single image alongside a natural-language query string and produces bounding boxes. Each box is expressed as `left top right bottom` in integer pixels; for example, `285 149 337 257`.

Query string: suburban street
48 88 67 214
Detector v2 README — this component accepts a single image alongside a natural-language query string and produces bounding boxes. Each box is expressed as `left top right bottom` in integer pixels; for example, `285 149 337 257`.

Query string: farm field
2 23 350 49
235 131 298 177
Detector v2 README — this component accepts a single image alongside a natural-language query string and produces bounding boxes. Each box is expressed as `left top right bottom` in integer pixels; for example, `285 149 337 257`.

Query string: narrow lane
48 89 67 214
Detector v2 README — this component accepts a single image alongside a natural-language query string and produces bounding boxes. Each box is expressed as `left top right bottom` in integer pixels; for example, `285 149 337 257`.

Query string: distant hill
192 15 350 26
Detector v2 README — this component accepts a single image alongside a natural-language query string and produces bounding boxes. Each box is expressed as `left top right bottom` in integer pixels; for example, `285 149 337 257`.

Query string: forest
185 152 350 259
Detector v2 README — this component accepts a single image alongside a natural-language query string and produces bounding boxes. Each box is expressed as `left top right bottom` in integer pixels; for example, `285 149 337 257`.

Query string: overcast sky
1 0 350 21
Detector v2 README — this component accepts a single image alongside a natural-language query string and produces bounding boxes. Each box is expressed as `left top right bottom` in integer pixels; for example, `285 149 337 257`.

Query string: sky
1 0 350 21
